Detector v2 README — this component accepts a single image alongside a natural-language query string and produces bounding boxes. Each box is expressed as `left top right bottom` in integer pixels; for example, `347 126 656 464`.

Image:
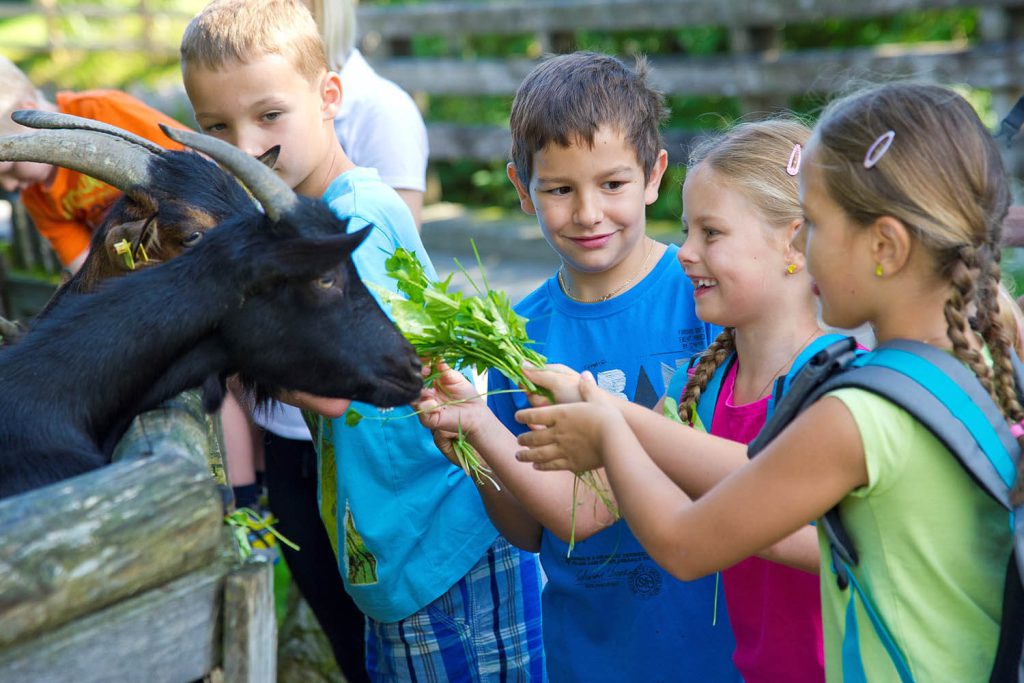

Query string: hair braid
677 329 735 426
944 249 996 399
972 251 1024 504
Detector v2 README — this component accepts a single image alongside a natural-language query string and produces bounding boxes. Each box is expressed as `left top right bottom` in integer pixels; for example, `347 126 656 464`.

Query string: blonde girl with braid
512 82 1018 682
667 118 831 683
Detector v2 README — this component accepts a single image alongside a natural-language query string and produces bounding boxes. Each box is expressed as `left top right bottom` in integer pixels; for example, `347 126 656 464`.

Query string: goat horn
0 129 152 190
12 110 167 156
159 125 296 222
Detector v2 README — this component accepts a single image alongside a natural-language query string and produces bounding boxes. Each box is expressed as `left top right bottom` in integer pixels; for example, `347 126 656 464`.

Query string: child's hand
521 363 583 405
514 371 622 472
429 428 464 469
414 360 487 436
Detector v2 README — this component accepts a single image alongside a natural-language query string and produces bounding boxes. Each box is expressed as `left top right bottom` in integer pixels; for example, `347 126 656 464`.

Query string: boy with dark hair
418 51 741 681
180 1 545 680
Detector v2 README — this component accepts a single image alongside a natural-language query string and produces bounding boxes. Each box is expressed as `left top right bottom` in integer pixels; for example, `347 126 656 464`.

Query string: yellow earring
875 264 884 277
786 264 797 275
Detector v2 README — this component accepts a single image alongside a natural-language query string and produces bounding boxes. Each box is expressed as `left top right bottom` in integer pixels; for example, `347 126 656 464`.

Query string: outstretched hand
414 360 485 433
514 371 623 472
521 363 583 405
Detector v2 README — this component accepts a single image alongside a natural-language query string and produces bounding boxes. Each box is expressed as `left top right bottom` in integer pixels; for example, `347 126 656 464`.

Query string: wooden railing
3 0 1024 288
0 390 275 683
354 0 1024 164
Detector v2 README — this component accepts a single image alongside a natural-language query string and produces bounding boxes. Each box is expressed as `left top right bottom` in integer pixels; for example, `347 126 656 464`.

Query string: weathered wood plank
358 0 1024 41
0 562 227 683
0 453 228 648
376 41 1024 98
223 561 276 683
427 122 702 163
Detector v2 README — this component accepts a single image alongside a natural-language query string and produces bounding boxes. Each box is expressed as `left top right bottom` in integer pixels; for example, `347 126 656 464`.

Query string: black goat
0 124 422 499
1 111 262 318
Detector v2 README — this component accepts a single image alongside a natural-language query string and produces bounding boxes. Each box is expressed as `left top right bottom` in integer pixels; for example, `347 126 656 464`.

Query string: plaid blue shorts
365 536 546 682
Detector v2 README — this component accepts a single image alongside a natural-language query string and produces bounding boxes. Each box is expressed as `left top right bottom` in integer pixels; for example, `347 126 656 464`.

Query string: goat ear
256 147 280 169
258 225 372 279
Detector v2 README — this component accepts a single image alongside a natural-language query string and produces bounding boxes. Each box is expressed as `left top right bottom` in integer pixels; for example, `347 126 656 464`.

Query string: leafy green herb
360 244 617 536
224 507 299 561
369 243 548 395
453 421 501 489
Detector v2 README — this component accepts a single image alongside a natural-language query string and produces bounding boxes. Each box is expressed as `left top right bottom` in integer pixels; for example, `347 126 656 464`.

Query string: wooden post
36 0 62 53
981 7 1024 200
730 23 788 116
223 561 277 683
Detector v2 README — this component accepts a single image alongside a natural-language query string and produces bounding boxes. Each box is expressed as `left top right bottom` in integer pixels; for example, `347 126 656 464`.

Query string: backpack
744 336 1024 683
665 333 850 432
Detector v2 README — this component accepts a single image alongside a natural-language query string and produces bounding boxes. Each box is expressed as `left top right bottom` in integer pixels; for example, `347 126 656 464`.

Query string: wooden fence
0 391 275 683
4 0 1024 290
354 0 1024 164
1 0 1022 163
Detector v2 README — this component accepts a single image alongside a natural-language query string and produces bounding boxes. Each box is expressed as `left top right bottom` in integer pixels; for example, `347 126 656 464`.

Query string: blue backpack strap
695 352 735 432
664 356 697 416
664 350 736 431
748 335 860 456
767 333 854 420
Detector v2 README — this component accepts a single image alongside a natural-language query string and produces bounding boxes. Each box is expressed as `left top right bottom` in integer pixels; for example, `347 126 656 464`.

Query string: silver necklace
751 328 820 401
558 239 655 303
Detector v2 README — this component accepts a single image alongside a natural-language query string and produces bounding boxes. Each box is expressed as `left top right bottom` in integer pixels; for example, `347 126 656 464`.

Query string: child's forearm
276 389 351 418
468 412 617 545
618 400 750 497
755 525 820 574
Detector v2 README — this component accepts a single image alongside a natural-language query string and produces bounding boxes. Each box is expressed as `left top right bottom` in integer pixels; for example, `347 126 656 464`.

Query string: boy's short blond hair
0 56 44 130
181 0 329 85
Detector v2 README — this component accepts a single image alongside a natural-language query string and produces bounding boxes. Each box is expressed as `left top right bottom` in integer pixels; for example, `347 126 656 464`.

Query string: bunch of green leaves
369 243 548 395
224 507 299 562
362 244 617 541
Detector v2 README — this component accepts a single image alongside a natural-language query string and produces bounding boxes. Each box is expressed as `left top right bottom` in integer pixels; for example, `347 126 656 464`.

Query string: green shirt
819 388 1013 681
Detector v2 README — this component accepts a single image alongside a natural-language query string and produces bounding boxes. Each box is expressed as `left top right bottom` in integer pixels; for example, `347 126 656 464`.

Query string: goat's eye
183 231 203 246
315 276 335 290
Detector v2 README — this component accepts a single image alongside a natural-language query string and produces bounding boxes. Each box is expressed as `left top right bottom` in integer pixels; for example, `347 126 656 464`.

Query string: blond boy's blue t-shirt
317 167 499 623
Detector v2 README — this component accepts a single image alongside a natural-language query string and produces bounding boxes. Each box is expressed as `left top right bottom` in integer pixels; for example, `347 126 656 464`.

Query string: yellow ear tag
113 239 135 270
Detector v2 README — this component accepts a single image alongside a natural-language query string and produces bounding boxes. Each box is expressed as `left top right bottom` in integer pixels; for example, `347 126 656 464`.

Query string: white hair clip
863 130 895 169
786 143 802 176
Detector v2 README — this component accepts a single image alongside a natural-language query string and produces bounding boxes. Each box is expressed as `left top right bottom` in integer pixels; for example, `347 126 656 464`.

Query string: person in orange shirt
0 56 187 274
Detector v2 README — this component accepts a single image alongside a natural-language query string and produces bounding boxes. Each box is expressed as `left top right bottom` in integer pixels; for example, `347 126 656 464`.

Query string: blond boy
180 2 545 680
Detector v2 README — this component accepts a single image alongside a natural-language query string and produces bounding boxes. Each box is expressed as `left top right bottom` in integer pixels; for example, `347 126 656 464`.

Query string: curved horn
12 110 167 155
159 124 296 222
0 130 152 190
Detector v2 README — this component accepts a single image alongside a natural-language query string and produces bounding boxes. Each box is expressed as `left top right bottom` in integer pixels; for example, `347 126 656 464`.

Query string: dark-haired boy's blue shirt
488 245 740 682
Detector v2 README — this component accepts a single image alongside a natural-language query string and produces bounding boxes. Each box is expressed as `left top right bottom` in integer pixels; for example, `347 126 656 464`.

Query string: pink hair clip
786 143 802 176
863 130 895 169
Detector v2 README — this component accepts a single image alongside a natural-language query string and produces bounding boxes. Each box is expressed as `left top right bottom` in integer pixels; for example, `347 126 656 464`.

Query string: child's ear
320 71 342 119
644 149 669 206
869 215 912 276
506 163 536 215
784 218 807 269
